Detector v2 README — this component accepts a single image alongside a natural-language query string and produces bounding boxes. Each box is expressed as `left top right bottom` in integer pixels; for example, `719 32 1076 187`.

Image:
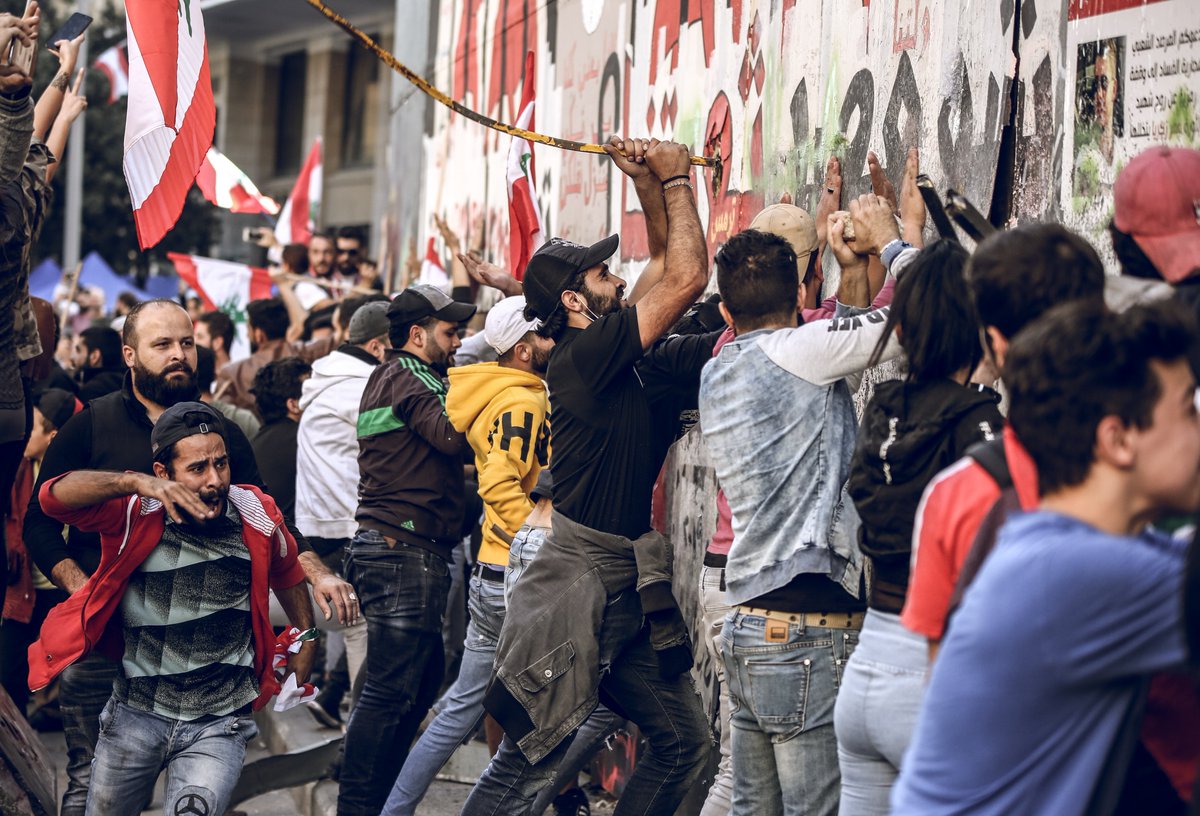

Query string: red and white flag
93 42 129 104
196 146 279 215
417 237 449 290
122 0 216 250
168 252 272 361
506 51 545 281
274 138 323 246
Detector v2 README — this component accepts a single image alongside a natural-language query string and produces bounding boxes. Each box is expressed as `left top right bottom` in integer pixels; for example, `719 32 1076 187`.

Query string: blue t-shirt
892 511 1188 816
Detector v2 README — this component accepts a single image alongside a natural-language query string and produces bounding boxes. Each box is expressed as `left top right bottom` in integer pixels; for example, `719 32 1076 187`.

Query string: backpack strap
965 436 1012 491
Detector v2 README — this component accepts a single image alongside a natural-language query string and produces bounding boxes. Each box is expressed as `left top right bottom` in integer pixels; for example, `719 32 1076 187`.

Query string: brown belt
735 606 865 630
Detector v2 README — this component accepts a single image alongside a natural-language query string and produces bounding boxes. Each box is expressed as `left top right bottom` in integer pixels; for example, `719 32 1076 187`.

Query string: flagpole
62 0 89 272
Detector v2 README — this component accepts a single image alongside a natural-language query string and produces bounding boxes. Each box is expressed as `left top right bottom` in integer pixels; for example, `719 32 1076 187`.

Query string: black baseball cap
523 235 619 321
36 388 80 431
150 401 227 461
388 284 478 329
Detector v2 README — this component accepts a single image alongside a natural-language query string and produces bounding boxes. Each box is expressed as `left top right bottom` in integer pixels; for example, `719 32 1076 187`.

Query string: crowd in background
2 4 1200 815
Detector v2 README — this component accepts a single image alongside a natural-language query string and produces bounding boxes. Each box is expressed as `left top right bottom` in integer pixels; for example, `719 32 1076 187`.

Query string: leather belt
735 606 865 629
473 563 506 584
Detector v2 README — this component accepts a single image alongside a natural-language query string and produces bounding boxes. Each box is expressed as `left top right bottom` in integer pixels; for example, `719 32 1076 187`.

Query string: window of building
275 50 308 175
342 38 381 169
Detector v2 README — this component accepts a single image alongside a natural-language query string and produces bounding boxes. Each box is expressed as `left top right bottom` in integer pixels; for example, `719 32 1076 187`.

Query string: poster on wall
1063 0 1200 251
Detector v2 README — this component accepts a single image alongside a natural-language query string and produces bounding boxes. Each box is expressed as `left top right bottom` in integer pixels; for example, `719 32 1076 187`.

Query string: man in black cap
338 283 477 816
465 136 717 814
29 401 315 816
23 298 357 816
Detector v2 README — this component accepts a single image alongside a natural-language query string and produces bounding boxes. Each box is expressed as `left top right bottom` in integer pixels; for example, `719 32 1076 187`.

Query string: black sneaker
552 787 591 816
306 700 342 729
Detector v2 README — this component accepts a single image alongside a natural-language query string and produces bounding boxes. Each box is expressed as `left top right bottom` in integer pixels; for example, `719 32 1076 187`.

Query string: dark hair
389 314 439 349
310 231 335 246
303 303 337 340
197 310 235 352
116 291 141 312
968 224 1106 341
122 298 187 347
336 225 366 245
195 344 216 393
1108 221 1162 281
282 243 309 275
251 357 311 423
869 241 982 380
79 326 122 368
1005 298 1197 493
715 229 799 332
338 293 390 332
247 298 289 341
532 268 589 342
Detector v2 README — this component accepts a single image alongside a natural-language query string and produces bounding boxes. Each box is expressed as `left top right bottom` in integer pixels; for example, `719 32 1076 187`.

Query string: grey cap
348 300 390 344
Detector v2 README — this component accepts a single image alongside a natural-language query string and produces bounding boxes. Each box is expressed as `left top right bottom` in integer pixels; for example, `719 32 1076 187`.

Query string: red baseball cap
1113 146 1200 284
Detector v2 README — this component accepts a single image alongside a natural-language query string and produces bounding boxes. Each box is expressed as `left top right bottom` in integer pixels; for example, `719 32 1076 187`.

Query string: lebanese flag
274 139 323 246
122 0 216 250
168 252 272 361
417 237 449 290
93 43 129 105
506 52 545 281
196 146 279 215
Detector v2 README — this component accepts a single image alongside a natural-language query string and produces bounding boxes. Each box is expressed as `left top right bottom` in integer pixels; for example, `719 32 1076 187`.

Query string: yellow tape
301 0 723 190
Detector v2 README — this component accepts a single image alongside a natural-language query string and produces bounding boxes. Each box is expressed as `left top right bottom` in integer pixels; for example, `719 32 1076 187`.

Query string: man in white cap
381 295 552 815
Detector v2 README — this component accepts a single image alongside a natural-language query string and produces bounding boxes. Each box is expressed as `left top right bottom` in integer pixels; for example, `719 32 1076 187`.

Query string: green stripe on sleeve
357 406 406 438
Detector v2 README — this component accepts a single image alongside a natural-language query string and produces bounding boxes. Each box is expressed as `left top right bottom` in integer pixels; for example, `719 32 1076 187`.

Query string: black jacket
76 366 126 403
355 350 470 561
24 373 306 578
847 378 1003 613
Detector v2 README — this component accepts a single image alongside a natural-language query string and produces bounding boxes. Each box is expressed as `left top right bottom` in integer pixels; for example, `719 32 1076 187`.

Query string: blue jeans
59 653 118 816
699 565 734 816
85 697 257 816
338 530 452 816
463 587 710 815
833 609 927 816
722 609 860 816
382 570 507 815
504 524 548 606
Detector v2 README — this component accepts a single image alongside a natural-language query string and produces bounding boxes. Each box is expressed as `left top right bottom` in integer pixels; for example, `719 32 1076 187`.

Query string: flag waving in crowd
92 42 128 105
196 146 279 215
274 138 323 246
122 0 215 249
505 51 544 282
167 252 272 359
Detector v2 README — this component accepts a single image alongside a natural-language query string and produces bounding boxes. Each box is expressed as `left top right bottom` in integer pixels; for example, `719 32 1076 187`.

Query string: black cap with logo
522 235 619 322
388 284 478 331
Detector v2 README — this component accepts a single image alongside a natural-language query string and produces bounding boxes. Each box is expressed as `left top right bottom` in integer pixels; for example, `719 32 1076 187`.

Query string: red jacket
29 475 308 711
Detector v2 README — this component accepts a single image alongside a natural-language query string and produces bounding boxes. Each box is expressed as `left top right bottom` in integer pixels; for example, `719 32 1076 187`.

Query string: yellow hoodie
446 362 549 566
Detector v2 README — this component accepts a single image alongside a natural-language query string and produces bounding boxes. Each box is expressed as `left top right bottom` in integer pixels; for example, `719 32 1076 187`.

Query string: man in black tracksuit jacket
337 284 476 816
23 300 355 816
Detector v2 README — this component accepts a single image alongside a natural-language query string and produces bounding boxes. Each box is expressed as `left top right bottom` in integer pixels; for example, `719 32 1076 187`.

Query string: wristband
661 174 691 185
662 178 694 193
880 239 912 268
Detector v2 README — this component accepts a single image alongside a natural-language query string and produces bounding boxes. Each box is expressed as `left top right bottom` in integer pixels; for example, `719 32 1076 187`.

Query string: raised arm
34 32 82 140
602 135 668 305
44 68 85 183
630 140 709 349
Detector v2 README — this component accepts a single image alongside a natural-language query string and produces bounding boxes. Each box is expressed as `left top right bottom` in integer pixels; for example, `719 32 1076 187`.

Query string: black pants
0 587 68 715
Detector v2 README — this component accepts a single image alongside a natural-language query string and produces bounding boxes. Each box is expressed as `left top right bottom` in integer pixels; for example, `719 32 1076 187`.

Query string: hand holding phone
5 1 40 79
47 12 90 78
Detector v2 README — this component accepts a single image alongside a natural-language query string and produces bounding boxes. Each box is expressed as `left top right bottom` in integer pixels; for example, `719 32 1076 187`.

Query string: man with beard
28 401 315 816
338 283 476 816
24 298 358 816
383 295 551 815
70 326 125 403
463 137 715 814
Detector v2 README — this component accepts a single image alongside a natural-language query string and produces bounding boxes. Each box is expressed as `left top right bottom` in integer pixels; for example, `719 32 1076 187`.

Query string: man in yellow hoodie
382 295 551 816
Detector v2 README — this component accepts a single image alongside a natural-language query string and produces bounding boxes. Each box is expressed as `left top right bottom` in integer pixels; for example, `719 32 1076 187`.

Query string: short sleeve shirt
548 306 716 539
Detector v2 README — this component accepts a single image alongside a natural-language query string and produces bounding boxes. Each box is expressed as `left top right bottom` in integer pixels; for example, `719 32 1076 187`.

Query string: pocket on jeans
97 697 119 738
745 657 810 733
834 630 860 688
225 715 260 743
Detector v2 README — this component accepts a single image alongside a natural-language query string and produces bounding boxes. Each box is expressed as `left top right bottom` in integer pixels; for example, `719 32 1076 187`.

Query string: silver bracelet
662 178 694 192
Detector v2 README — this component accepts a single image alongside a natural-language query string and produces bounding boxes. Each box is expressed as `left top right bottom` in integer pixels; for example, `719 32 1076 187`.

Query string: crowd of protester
1 4 1200 815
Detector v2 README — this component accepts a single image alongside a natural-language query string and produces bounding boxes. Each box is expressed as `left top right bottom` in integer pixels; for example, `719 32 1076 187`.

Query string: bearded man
23 298 356 816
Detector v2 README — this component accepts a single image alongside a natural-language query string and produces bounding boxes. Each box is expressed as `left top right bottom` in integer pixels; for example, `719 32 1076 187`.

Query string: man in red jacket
30 401 315 816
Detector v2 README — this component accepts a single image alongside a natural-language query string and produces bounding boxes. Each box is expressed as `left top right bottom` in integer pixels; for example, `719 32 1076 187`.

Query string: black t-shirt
252 419 299 519
548 306 718 540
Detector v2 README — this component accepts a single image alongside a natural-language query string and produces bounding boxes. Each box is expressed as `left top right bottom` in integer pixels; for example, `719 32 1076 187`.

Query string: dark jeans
59 653 119 816
337 529 452 816
463 588 711 816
